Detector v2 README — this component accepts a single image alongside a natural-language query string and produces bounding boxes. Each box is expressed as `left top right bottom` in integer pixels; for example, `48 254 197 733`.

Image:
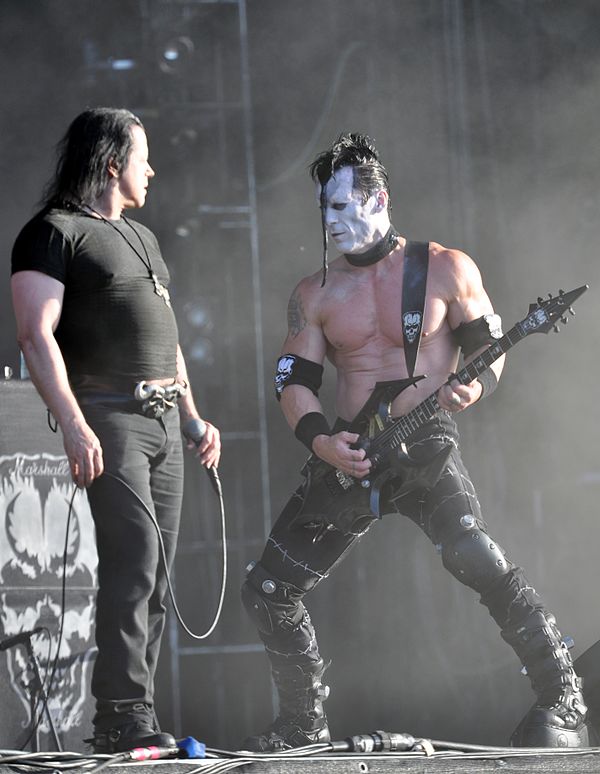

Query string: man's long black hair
309 132 391 285
42 107 144 208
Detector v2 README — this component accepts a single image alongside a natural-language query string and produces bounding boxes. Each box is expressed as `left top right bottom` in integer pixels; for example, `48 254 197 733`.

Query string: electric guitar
292 286 588 533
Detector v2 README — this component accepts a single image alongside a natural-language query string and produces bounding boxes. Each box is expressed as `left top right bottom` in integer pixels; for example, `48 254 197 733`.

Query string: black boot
242 658 331 751
503 611 588 747
87 702 177 754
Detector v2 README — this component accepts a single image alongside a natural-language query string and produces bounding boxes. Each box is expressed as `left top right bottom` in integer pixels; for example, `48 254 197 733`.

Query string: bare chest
321 270 448 354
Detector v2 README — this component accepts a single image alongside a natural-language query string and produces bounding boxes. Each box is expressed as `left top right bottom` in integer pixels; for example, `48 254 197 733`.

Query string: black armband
476 367 498 401
452 314 503 357
275 354 324 401
294 412 331 452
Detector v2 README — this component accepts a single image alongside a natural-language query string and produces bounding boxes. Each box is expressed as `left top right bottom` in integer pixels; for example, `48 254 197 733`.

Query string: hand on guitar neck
437 377 483 413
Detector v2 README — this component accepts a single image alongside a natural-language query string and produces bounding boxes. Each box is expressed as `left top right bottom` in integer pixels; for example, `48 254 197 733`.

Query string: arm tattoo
287 289 307 338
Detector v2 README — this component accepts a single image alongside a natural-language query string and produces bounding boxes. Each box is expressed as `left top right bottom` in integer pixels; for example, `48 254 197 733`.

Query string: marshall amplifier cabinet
0 378 97 752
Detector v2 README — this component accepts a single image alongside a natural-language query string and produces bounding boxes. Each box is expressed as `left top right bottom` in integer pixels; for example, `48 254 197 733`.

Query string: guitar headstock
519 285 588 336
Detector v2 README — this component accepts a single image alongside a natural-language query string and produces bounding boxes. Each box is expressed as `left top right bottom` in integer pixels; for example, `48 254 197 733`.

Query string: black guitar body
293 457 375 535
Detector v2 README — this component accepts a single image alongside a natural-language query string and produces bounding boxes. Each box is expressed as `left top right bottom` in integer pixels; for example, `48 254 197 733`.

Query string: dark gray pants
81 401 183 727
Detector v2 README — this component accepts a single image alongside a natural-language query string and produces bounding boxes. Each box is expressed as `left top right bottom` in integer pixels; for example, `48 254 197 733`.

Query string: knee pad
241 562 305 636
440 517 510 591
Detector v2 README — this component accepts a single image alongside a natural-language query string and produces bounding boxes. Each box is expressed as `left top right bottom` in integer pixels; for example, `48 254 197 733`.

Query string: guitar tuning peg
560 316 569 324
559 289 565 296
537 296 543 304
548 293 553 299
553 324 560 332
569 307 575 315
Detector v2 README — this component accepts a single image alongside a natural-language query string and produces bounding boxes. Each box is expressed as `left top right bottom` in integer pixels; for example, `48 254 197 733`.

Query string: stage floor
3 744 600 774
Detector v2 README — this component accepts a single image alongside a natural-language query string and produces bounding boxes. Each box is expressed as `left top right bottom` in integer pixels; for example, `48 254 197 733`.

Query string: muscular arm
176 345 221 469
438 249 505 412
11 270 103 487
279 280 371 478
278 284 328 428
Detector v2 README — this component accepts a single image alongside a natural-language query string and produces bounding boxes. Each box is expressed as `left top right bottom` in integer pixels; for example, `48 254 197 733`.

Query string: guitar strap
401 240 429 378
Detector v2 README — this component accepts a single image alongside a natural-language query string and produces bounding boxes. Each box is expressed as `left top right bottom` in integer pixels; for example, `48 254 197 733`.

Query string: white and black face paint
319 166 383 255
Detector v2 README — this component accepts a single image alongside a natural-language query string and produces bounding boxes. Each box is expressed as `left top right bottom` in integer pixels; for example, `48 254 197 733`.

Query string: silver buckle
134 380 187 418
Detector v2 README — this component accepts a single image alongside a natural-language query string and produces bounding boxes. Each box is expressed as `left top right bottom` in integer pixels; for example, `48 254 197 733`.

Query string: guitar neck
382 321 527 449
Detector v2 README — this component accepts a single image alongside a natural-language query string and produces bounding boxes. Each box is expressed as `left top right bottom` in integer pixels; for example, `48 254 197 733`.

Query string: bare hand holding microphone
182 418 222 495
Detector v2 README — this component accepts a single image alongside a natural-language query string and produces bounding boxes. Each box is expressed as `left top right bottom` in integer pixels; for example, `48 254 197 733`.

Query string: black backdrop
1 0 600 751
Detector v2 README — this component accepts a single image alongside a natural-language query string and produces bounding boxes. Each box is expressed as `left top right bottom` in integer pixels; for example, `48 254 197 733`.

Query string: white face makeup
320 165 384 255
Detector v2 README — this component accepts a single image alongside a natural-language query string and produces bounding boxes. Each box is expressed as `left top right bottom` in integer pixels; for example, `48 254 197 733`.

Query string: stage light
175 217 200 239
179 300 214 366
175 224 192 239
109 58 136 71
188 338 214 365
183 301 213 331
160 36 194 74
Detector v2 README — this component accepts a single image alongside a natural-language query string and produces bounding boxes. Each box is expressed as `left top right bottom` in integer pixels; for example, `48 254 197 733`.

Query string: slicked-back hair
309 132 392 285
42 107 144 208
309 132 391 206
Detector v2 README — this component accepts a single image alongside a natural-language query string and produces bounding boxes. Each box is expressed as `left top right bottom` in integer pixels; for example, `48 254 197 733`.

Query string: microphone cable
28 416 226 751
13 454 224 750
104 460 227 640
49 412 227 639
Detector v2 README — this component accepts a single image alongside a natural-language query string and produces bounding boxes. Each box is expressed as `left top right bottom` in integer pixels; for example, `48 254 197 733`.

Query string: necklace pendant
151 272 172 308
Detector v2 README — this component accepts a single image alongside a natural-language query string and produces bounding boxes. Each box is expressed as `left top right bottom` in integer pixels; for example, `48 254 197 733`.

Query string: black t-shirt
11 207 179 382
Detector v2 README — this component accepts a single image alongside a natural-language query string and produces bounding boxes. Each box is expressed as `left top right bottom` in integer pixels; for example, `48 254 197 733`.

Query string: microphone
182 418 222 495
0 627 44 652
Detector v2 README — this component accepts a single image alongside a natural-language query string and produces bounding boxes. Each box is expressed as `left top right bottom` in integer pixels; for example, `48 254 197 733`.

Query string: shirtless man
241 133 588 750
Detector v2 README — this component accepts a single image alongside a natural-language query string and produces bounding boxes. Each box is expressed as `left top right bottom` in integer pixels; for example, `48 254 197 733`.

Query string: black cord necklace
83 205 172 308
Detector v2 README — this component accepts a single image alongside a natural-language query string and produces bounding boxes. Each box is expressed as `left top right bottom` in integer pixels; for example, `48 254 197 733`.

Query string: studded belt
73 375 187 418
